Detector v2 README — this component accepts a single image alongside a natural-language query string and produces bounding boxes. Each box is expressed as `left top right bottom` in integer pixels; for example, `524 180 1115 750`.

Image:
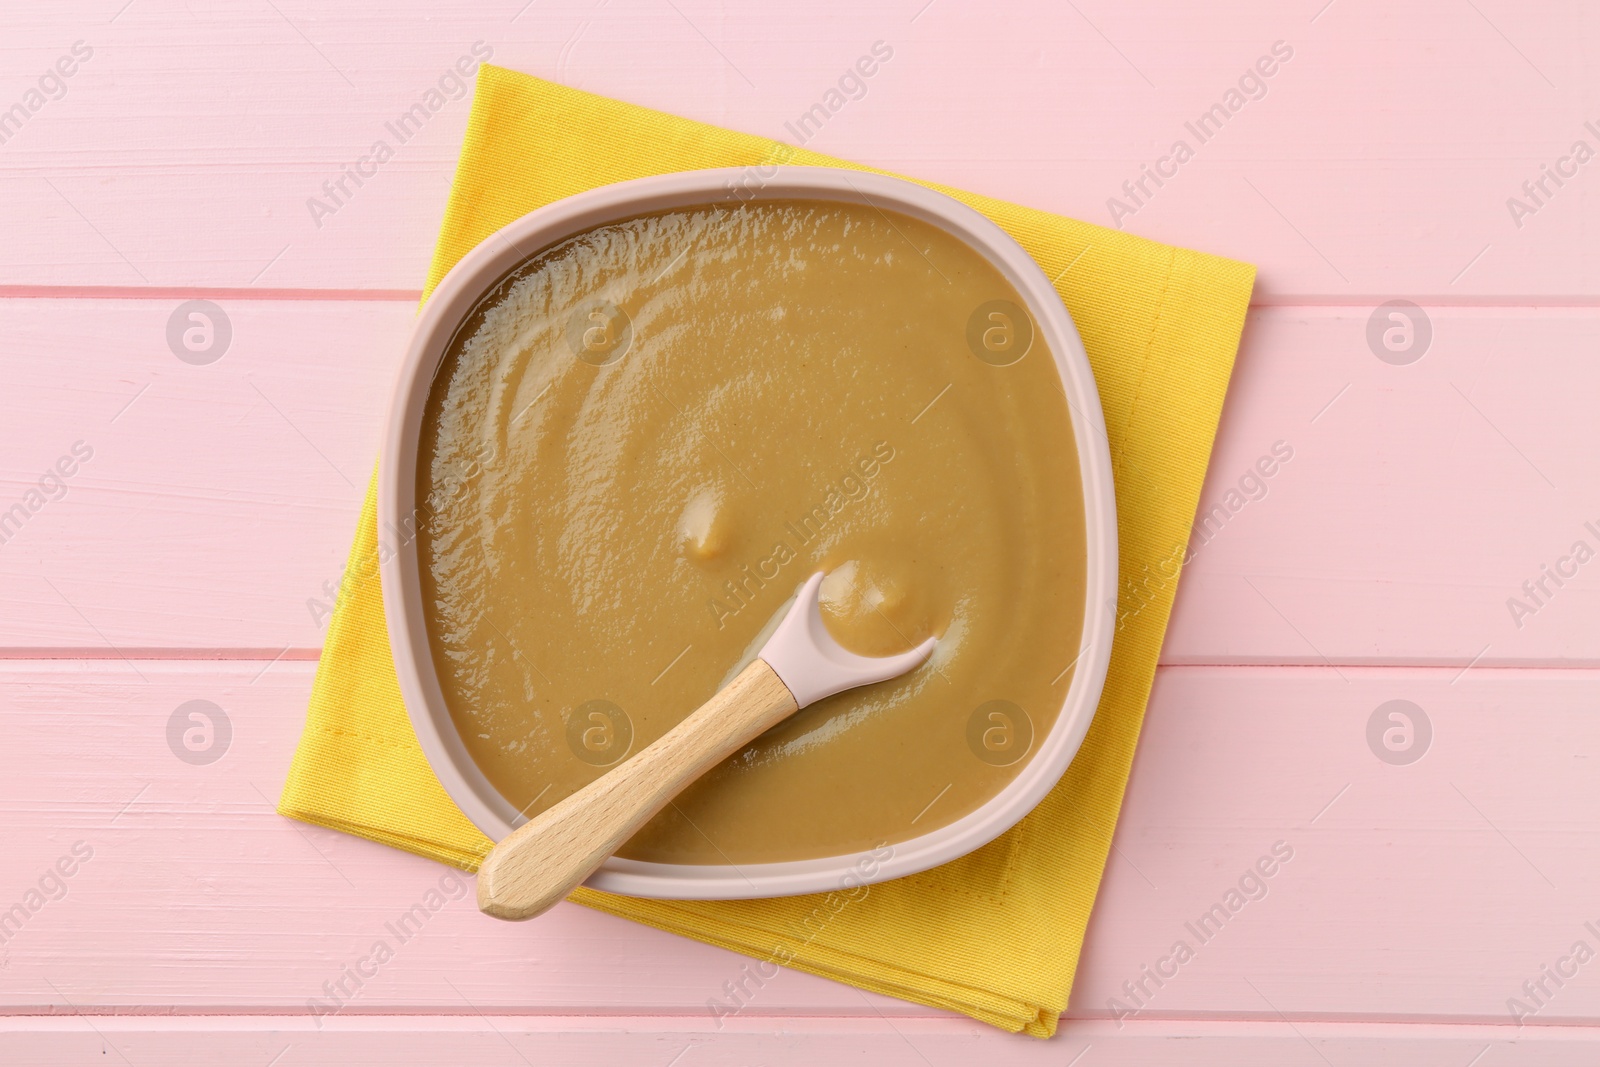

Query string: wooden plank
2 301 1595 665
1 659 1596 1025
1083 663 1600 1024
0 298 401 655
0 1016 1593 1066
0 1 1594 296
1163 305 1600 666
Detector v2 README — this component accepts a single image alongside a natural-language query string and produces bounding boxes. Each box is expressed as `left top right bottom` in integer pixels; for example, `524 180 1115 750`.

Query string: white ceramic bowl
380 167 1117 900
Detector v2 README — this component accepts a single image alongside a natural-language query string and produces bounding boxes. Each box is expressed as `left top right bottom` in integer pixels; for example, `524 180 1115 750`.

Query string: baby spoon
476 570 936 920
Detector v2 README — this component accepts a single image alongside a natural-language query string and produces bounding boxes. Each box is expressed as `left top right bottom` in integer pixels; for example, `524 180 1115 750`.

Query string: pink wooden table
4 1 1598 1061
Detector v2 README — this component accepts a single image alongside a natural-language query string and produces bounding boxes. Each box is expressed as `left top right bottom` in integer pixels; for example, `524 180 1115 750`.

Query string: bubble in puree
417 198 1086 864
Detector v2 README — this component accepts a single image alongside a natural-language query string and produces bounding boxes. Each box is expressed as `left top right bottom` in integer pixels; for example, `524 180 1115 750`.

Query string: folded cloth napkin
279 63 1255 1037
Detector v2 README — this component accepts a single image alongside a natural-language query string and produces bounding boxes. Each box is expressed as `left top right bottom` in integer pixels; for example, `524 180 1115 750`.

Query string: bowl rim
379 165 1118 899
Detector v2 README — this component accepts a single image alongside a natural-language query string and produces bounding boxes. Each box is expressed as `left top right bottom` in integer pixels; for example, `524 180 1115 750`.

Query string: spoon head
757 571 936 709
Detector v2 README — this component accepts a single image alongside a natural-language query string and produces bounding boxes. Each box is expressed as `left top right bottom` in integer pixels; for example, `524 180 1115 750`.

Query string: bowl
380 166 1117 899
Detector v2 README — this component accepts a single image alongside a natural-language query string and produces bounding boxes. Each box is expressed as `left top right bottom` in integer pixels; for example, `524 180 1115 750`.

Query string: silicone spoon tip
757 571 936 709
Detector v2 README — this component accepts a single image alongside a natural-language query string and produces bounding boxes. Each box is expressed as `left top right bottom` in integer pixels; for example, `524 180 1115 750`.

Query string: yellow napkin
279 64 1255 1037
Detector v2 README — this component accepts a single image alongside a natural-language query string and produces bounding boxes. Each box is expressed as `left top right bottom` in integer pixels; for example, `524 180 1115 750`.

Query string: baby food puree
418 198 1086 864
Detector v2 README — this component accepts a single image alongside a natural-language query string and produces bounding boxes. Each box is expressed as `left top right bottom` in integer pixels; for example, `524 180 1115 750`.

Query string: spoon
476 571 937 920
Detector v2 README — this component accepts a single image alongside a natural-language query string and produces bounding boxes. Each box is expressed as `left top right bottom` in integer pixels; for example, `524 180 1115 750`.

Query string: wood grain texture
1 1 1595 297
2 0 1596 1058
477 659 798 920
0 661 1595 1028
1 302 1594 665
1 1016 1595 1066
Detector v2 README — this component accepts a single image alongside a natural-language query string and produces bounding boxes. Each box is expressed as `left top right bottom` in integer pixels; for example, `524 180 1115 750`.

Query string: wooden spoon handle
476 659 800 920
